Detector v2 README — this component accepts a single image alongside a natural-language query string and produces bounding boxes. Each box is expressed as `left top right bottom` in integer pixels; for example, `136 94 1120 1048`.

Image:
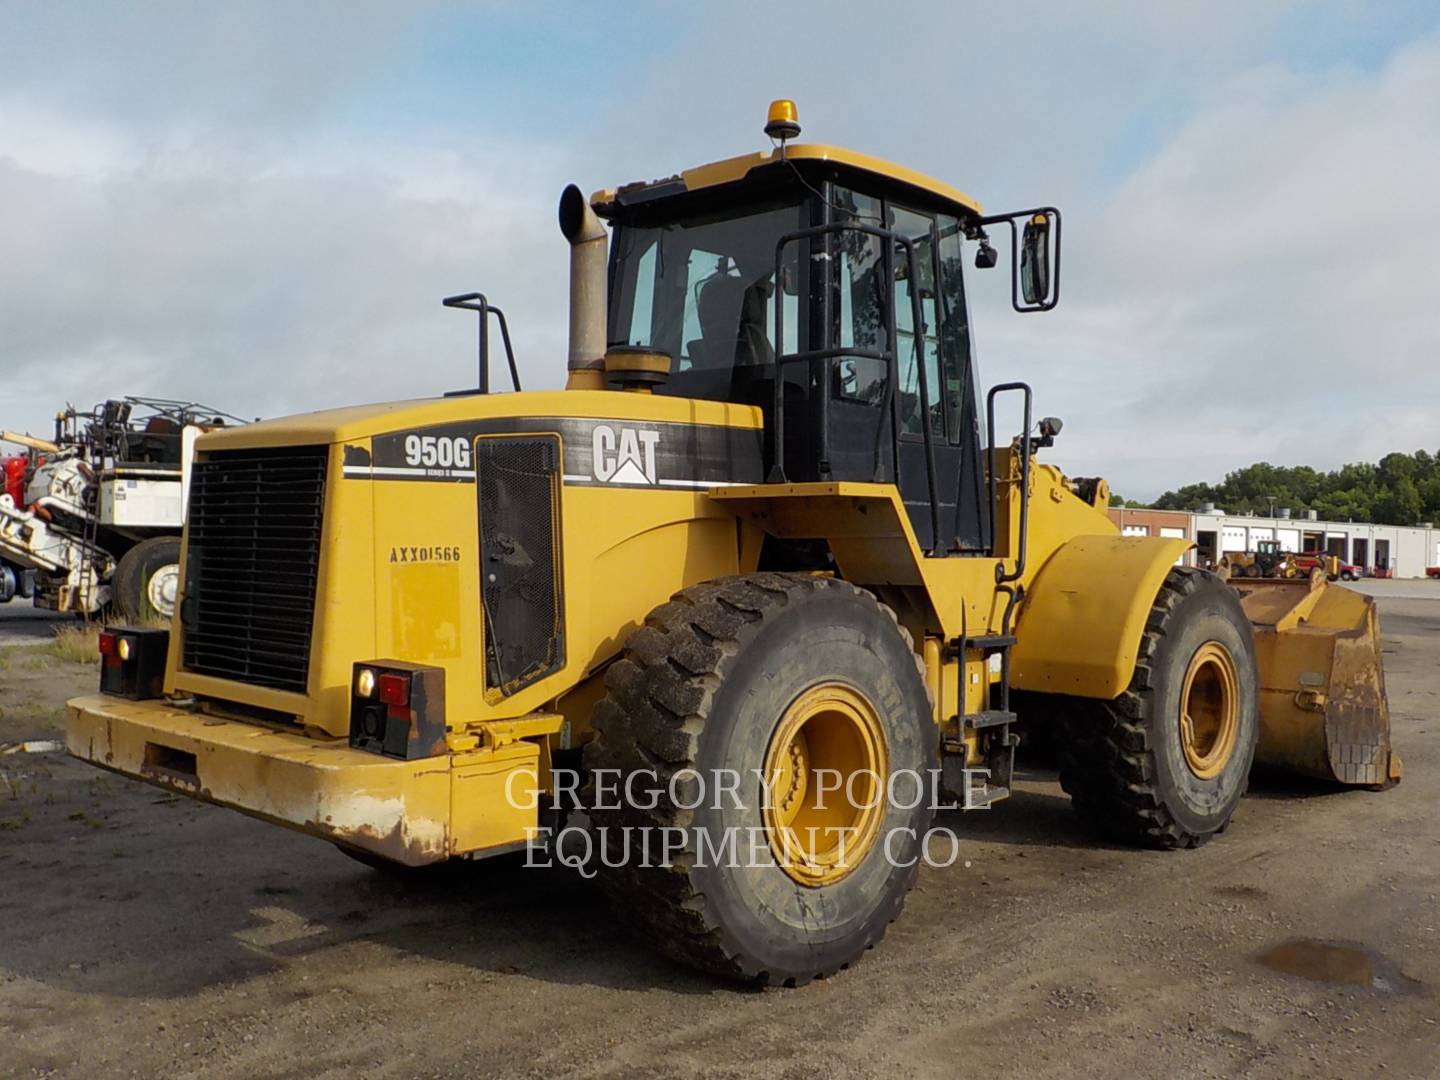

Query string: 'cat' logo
592 424 660 485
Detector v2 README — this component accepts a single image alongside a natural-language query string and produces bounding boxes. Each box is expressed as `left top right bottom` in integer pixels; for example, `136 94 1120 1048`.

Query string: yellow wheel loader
67 101 1399 986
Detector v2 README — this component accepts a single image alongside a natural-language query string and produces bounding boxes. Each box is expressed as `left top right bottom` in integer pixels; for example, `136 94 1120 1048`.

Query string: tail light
350 661 446 760
98 626 168 700
376 672 411 707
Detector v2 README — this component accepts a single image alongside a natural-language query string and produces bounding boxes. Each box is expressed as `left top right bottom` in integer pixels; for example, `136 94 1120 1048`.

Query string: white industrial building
1189 506 1439 578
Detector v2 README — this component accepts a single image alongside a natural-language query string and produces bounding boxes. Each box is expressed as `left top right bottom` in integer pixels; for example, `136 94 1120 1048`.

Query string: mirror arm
970 206 1062 313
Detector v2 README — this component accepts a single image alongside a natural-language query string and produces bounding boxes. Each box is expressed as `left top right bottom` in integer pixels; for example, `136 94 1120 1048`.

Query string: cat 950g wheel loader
67 101 1398 986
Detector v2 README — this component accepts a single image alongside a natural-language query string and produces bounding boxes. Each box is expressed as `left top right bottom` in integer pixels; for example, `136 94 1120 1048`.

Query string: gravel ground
1 581 1436 1079
0 604 70 648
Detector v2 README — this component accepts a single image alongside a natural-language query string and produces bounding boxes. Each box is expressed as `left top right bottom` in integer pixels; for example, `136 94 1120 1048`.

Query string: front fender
1010 534 1192 699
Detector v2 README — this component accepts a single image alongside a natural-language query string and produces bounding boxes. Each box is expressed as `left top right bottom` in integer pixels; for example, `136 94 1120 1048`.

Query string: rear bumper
66 695 542 866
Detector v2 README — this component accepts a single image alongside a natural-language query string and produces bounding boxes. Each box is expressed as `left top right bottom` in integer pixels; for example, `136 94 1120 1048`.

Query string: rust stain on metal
308 813 448 866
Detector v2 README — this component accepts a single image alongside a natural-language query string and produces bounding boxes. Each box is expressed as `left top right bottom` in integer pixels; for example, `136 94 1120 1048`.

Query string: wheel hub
762 682 888 887
147 564 180 620
1179 641 1240 780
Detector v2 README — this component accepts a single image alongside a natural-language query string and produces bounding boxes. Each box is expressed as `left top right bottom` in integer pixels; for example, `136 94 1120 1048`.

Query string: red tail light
377 672 411 707
349 661 445 760
97 625 167 699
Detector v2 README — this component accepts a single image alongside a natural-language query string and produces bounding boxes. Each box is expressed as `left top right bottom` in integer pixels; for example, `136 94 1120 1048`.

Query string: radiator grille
181 445 328 694
477 436 564 694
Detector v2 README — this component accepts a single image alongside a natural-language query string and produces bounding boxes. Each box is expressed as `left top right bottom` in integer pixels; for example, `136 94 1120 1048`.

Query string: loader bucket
1231 573 1400 787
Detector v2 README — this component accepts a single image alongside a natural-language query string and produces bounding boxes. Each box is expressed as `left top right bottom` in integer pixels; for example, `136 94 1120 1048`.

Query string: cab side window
936 214 973 445
832 188 888 404
829 190 966 445
889 206 942 439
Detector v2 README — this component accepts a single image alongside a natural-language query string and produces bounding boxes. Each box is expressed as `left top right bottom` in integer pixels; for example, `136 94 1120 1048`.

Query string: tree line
1109 450 1440 526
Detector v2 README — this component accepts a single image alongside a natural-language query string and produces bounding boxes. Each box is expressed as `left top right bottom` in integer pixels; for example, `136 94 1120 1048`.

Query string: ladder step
961 709 1016 731
943 633 1016 659
961 634 1016 650
970 784 1010 808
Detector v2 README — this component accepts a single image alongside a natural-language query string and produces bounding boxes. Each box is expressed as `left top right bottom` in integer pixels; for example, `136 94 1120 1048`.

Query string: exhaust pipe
558 184 608 389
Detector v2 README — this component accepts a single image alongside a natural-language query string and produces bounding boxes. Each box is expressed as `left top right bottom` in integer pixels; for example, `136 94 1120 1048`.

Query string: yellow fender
1010 534 1192 699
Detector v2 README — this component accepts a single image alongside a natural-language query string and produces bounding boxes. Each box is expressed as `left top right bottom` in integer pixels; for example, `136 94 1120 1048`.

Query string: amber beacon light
764 99 801 141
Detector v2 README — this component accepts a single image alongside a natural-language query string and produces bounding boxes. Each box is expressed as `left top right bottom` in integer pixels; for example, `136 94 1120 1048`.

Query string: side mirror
974 206 1061 313
1020 215 1051 306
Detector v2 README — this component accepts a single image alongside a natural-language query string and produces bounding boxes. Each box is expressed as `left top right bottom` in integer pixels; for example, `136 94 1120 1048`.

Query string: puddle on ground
1256 939 1424 995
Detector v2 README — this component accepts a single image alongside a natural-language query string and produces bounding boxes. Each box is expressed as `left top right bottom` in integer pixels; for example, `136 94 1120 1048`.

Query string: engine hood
193 390 763 454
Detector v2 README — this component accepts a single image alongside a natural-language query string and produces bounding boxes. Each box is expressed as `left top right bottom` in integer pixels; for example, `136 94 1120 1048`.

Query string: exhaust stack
558 184 608 389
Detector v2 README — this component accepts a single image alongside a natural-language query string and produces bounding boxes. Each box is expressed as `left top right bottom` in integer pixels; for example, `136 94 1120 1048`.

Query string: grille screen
477 436 564 694
181 446 327 694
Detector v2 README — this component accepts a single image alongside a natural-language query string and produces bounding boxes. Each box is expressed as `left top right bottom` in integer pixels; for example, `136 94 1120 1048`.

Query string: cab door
887 205 958 552
828 187 987 553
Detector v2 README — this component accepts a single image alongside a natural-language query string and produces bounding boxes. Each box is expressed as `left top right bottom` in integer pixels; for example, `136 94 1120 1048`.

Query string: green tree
1153 482 1217 511
1375 477 1423 526
1377 452 1416 485
1150 448 1440 525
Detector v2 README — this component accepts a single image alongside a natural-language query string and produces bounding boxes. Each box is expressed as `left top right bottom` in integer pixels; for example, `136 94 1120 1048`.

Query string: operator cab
596 104 1057 555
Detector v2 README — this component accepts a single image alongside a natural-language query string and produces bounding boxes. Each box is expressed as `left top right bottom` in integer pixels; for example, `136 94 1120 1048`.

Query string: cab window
936 214 973 446
829 189 969 442
832 188 888 404
608 199 805 402
888 205 942 439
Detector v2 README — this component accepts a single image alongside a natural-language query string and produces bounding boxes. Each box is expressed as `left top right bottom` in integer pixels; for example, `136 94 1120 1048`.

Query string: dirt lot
2 582 1438 1079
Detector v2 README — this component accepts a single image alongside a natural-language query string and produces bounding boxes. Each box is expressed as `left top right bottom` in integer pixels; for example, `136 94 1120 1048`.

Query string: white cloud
1 3 1436 506
581 2 1439 498
1026 33 1440 496
0 1 437 130
0 107 577 435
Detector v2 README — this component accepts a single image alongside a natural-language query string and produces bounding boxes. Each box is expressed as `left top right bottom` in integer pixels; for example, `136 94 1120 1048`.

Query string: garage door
1221 527 1247 553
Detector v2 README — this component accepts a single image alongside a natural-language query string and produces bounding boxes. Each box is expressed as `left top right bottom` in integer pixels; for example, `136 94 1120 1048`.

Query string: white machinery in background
0 397 248 619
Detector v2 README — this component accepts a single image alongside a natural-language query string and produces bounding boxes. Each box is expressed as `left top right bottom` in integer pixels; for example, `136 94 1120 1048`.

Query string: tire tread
1057 566 1245 850
582 572 930 984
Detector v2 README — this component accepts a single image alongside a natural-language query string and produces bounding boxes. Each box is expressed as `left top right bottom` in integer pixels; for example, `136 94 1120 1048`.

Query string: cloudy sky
3 1 1436 498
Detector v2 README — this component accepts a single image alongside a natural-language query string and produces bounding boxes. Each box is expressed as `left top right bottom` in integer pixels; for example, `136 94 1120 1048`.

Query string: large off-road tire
1058 567 1259 849
582 573 936 985
113 536 182 622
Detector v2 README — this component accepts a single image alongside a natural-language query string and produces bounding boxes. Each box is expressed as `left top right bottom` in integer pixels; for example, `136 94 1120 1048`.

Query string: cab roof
601 143 983 218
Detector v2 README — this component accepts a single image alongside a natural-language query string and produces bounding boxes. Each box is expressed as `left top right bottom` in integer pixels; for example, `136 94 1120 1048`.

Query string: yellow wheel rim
1179 642 1240 780
762 682 888 887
